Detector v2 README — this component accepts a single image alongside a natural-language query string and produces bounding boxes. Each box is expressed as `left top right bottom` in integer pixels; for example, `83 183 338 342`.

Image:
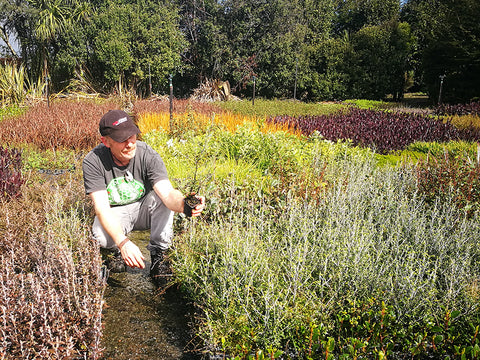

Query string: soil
184 194 202 209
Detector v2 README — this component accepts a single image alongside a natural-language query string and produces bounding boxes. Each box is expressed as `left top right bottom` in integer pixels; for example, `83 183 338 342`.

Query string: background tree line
0 0 478 103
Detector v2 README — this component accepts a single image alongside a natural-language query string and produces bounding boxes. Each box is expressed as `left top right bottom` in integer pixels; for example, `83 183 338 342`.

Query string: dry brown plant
0 174 104 359
0 99 121 151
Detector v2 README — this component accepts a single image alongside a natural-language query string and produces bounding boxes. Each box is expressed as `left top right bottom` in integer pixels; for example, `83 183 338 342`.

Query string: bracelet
118 237 130 250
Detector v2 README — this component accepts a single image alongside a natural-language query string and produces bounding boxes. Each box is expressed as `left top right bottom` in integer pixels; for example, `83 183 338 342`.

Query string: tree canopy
0 0 477 103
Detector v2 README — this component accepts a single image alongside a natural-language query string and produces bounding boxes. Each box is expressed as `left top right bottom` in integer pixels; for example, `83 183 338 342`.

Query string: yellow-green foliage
344 99 400 110
448 114 480 129
214 99 345 117
137 110 302 137
0 63 27 107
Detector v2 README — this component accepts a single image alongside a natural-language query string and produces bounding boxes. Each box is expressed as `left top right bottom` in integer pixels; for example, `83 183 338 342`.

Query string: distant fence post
438 74 446 105
148 63 152 97
169 74 173 125
477 142 480 164
45 75 49 107
252 75 256 106
294 57 298 101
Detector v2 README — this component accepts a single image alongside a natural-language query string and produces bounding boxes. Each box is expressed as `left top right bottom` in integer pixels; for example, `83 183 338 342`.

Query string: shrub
0 146 24 200
449 114 480 129
214 99 345 117
0 172 104 359
0 99 120 150
415 153 480 214
0 63 28 106
0 104 26 120
268 108 480 154
171 148 480 358
133 98 222 117
434 101 480 116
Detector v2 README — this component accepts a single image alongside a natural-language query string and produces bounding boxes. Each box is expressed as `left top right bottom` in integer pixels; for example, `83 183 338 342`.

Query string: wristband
118 237 130 250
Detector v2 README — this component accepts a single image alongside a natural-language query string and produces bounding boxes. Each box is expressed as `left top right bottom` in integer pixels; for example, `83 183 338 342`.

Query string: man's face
101 134 137 166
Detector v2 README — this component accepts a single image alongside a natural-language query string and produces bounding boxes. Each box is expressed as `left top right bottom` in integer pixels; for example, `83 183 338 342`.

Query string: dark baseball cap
99 109 140 142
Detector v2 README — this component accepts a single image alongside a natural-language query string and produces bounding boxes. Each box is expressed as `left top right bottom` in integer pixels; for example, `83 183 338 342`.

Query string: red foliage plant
268 108 480 154
415 153 480 215
0 100 121 151
0 146 24 200
0 180 104 359
434 101 480 116
132 98 223 117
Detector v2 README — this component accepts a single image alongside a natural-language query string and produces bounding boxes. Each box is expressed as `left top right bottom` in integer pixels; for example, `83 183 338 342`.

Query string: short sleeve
82 150 108 194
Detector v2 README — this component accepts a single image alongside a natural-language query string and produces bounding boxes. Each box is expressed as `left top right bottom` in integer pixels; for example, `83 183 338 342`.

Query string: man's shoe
101 248 126 273
150 248 172 287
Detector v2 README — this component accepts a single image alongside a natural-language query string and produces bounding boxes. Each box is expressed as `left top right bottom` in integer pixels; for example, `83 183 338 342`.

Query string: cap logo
112 117 128 126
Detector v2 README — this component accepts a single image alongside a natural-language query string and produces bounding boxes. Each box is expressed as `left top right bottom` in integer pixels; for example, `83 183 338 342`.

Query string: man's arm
89 190 145 269
153 179 205 216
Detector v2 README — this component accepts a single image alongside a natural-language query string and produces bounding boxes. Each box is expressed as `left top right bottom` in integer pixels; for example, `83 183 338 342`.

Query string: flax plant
0 63 27 107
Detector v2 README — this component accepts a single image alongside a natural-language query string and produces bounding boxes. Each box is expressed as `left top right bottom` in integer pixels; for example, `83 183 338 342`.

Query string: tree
184 0 336 99
174 0 224 94
28 0 90 86
334 0 401 35
0 0 25 57
402 0 480 103
53 0 187 95
303 35 353 100
349 20 412 100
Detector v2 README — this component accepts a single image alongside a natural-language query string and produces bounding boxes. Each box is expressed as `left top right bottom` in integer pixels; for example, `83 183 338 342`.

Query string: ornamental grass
0 99 120 151
137 110 302 138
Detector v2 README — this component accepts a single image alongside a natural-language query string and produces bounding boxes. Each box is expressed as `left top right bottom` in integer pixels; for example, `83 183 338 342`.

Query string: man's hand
153 180 206 216
120 240 145 269
183 194 206 217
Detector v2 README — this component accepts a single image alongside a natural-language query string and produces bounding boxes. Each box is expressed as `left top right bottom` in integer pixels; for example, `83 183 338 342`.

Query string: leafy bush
415 153 480 214
0 146 24 200
21 147 77 171
406 140 478 158
173 154 480 358
0 99 120 150
0 174 103 359
0 63 28 106
268 107 480 154
449 114 480 130
343 99 399 110
133 98 222 118
0 104 26 121
434 101 480 116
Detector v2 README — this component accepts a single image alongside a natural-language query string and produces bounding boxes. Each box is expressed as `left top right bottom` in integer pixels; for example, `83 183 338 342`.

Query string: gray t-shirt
82 141 168 206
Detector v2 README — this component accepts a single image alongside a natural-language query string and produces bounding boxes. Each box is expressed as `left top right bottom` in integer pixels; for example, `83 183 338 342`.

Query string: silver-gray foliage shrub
174 152 480 351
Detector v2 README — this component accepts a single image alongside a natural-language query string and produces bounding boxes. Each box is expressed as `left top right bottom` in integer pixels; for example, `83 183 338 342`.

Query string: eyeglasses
124 170 133 182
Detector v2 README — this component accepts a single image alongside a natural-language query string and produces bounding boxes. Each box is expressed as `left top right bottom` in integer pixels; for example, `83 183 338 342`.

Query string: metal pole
169 74 173 124
45 75 49 107
148 63 152 97
438 74 445 105
294 57 298 101
252 76 256 106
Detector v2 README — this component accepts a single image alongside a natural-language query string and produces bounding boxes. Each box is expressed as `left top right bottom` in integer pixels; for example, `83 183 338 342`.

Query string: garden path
101 231 201 360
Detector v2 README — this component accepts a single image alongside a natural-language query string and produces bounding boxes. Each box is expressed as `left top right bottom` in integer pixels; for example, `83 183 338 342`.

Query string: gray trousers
92 191 174 252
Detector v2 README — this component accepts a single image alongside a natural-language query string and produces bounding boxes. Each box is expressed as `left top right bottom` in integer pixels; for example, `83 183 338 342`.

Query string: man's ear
100 136 110 148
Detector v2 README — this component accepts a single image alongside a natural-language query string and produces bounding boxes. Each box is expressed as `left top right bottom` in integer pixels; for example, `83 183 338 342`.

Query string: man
82 109 205 282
